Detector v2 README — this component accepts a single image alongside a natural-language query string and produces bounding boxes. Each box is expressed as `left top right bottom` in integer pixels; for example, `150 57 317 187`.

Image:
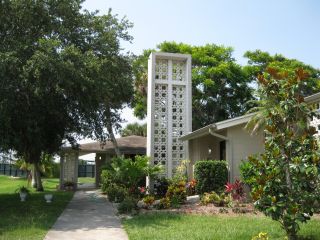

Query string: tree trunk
106 120 121 157
31 167 37 188
34 161 44 191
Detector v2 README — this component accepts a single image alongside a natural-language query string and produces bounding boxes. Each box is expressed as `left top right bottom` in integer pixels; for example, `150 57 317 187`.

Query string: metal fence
0 163 95 178
0 163 27 177
78 164 95 178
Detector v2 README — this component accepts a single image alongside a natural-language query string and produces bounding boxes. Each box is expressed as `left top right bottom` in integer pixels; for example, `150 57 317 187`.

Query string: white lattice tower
147 52 192 179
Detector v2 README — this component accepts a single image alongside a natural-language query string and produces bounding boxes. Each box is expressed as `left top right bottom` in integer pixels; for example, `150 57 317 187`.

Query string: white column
59 153 64 190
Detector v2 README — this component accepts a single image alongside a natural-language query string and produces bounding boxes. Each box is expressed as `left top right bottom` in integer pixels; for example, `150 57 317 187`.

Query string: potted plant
16 186 29 202
44 193 53 203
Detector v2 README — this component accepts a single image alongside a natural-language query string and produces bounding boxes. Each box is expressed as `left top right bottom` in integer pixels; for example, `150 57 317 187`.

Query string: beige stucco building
180 92 320 182
180 114 264 182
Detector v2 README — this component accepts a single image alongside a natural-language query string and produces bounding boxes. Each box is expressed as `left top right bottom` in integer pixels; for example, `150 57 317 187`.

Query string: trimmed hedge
194 160 228 194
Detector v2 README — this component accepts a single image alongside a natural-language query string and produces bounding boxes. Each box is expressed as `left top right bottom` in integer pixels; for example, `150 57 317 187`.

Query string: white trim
305 92 320 104
180 114 254 141
208 128 229 140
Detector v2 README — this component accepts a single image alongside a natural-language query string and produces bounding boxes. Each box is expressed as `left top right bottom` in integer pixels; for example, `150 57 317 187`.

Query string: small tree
244 68 320 239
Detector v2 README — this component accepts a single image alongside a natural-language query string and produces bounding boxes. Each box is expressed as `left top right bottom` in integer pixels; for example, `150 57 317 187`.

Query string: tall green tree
244 50 320 96
0 0 133 190
120 122 147 137
243 68 320 239
133 42 254 130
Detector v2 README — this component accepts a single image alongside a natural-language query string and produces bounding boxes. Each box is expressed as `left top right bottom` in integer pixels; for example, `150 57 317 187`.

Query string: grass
123 212 320 240
78 177 95 184
0 175 74 240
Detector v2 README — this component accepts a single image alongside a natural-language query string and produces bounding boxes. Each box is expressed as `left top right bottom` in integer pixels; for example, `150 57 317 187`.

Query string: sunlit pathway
44 189 128 240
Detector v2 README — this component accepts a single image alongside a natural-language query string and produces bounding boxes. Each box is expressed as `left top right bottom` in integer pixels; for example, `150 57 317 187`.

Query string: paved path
44 189 128 240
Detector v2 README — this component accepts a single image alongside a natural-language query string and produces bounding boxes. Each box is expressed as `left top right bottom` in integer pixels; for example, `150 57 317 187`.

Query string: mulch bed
139 202 260 216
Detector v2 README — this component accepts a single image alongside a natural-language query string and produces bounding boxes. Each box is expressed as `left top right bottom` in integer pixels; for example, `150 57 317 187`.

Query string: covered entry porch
59 135 146 190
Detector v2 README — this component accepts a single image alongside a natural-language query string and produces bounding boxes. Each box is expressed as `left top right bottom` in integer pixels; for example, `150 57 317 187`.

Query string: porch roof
62 135 146 155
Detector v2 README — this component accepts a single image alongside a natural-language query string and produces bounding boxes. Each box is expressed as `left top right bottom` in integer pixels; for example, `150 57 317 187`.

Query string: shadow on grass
0 191 73 239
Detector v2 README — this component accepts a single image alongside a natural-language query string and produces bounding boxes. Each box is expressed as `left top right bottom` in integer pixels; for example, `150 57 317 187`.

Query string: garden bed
139 201 257 216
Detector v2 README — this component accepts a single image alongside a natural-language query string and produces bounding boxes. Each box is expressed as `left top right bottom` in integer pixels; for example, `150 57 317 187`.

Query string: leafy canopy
0 0 133 190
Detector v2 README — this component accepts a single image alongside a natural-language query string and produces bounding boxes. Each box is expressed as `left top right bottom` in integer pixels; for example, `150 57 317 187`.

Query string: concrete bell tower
147 52 192 179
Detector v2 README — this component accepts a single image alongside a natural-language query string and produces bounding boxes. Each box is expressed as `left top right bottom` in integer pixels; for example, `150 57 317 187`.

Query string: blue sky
80 0 320 150
83 0 320 68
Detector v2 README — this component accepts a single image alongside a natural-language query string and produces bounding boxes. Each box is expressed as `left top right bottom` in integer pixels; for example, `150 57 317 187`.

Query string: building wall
188 132 226 178
226 123 264 182
187 125 264 182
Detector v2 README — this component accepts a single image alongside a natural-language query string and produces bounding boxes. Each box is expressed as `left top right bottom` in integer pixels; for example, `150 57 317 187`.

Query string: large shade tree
133 42 254 130
0 0 133 191
244 50 320 96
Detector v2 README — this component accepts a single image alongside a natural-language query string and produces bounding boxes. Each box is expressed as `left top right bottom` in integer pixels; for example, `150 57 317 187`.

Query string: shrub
156 197 171 209
106 184 127 203
143 195 155 207
239 160 256 187
101 170 113 193
186 179 197 196
166 180 187 205
153 177 171 198
117 197 137 214
201 191 232 207
225 179 246 201
100 155 162 197
194 160 228 194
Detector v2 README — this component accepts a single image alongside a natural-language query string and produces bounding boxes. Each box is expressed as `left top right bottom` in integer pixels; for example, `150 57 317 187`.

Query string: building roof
180 91 320 142
62 135 146 156
179 113 254 141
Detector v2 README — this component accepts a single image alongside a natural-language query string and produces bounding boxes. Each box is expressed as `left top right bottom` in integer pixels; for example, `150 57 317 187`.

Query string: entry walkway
44 189 128 240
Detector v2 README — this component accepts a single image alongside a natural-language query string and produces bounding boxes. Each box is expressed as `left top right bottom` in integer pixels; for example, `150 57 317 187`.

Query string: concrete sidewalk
44 189 128 240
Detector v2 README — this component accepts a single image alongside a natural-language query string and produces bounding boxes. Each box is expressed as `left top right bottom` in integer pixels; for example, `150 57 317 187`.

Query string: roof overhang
305 92 320 104
180 113 254 141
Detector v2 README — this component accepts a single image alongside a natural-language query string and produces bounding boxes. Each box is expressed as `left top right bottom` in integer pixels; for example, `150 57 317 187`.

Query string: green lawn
123 212 320 240
78 177 95 184
0 175 74 240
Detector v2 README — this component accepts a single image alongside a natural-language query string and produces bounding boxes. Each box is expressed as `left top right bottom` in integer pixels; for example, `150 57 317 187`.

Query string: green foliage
194 160 228 194
16 186 30 194
133 42 253 130
100 170 113 193
244 68 320 239
117 197 137 214
201 191 232 207
166 180 187 206
153 177 171 198
240 160 257 186
100 155 162 200
156 197 171 210
143 195 155 207
105 184 127 203
244 50 320 96
120 122 147 137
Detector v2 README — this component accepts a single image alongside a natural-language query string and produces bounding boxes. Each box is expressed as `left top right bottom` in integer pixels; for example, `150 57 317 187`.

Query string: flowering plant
225 179 245 201
186 179 197 196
